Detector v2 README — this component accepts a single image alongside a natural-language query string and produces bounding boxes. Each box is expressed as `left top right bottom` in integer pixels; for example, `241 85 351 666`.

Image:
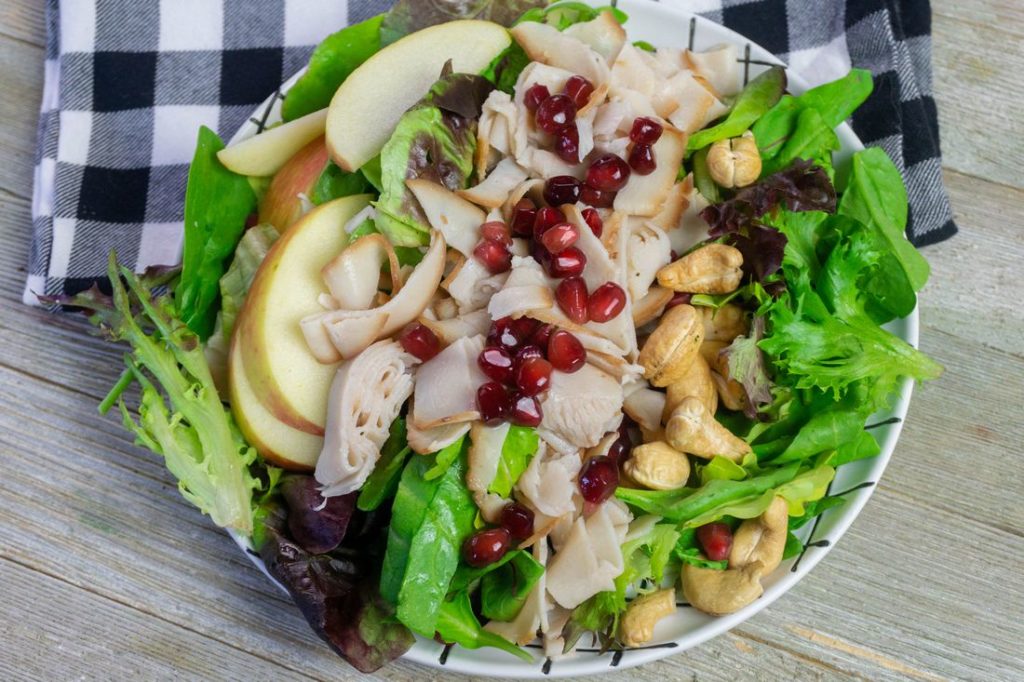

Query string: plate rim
227 1 918 676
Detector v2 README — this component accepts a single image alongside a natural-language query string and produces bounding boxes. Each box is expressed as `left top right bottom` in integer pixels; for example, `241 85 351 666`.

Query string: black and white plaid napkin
25 0 956 304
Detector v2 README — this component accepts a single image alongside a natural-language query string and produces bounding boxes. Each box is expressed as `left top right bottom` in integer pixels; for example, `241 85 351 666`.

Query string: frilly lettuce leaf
380 0 546 47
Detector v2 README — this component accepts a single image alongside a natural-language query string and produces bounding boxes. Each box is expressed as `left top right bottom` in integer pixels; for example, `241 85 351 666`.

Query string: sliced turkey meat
485 540 549 645
624 218 673 301
316 340 415 497
563 11 628 64
467 421 512 523
411 334 488 430
443 255 509 314
515 443 581 518
417 308 491 346
458 157 530 209
545 500 631 609
539 363 623 453
684 44 742 97
406 417 471 456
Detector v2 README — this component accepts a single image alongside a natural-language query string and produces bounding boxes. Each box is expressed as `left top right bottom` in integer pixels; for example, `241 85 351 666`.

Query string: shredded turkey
545 500 632 609
406 418 471 456
466 421 512 523
315 340 415 497
411 335 487 430
515 444 581 517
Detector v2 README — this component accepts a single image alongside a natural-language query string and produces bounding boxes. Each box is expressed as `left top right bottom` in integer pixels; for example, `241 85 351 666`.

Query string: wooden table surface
1 2 1022 680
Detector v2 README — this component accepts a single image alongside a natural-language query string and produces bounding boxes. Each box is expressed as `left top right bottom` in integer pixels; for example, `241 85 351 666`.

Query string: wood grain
0 1 1022 680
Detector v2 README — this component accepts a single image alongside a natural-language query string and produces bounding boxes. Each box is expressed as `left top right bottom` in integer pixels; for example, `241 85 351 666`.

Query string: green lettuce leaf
310 162 373 204
357 418 413 511
177 126 257 339
687 66 787 151
435 592 533 661
282 15 384 121
380 437 476 636
380 0 545 47
489 426 540 497
481 550 545 622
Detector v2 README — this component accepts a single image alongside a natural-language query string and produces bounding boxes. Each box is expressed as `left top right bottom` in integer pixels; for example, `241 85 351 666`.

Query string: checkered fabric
25 0 956 305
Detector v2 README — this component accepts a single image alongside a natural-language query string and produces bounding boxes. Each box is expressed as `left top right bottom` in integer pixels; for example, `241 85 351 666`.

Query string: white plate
228 0 917 676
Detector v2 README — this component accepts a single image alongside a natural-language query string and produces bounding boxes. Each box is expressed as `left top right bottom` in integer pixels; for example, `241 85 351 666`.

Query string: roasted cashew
664 353 718 421
706 131 762 188
729 496 789 574
681 561 765 616
637 304 705 387
620 588 677 646
657 244 744 295
624 442 691 490
665 397 751 462
697 303 749 343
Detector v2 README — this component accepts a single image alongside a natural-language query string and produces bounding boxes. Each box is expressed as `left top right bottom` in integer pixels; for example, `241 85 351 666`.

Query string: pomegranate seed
547 329 587 372
511 198 537 237
554 124 580 164
515 356 552 396
629 143 657 175
665 292 693 310
535 94 576 135
509 317 539 342
587 154 632 192
480 221 511 245
546 246 587 278
540 221 580 254
578 456 619 504
478 347 514 384
500 503 535 542
582 207 603 237
530 240 552 270
629 116 664 145
514 344 544 367
398 323 442 362
510 392 543 427
523 84 550 112
564 75 596 109
463 528 512 567
580 184 616 208
607 436 631 463
533 206 565 238
474 239 512 274
696 522 733 562
588 282 627 322
529 323 554 349
555 277 589 324
477 382 511 424
543 175 582 207
487 317 520 351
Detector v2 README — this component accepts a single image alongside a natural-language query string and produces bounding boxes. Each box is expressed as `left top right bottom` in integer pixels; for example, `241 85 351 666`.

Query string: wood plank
932 12 1024 188
933 0 1024 38
0 1 45 47
0 558 316 681
0 36 42 200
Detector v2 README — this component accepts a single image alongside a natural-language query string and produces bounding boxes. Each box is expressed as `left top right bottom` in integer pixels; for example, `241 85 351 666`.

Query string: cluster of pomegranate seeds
463 527 512 567
500 502 535 542
547 330 586 373
564 75 595 109
398 323 442 362
696 522 734 561
588 282 627 322
587 154 632 192
627 117 663 176
536 94 577 135
543 175 582 206
582 207 603 237
540 221 580 254
578 455 620 504
533 206 565 237
555 277 589 324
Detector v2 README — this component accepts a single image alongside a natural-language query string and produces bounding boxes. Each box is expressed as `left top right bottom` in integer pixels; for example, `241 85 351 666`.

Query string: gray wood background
1 1 1022 680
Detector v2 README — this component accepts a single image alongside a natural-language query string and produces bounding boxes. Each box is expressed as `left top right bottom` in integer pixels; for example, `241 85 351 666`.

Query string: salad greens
687 67 787 152
281 15 384 121
310 162 373 205
357 419 413 511
380 438 477 636
380 0 546 47
480 550 545 621
435 591 533 661
488 426 540 497
177 126 256 340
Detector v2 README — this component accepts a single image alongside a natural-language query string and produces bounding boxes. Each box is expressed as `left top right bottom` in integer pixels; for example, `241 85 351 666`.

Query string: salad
65 0 942 673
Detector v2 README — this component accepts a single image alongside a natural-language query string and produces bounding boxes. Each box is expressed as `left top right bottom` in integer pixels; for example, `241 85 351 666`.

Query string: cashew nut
637 304 705 387
664 353 718 421
698 339 728 368
657 244 744 295
619 588 676 646
729 496 788 574
665 397 751 462
706 131 762 188
624 442 691 490
711 351 748 412
681 561 765 616
698 303 749 343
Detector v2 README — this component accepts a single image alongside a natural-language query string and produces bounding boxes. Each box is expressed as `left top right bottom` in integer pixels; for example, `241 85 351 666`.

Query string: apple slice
218 108 328 177
236 195 371 435
229 334 323 471
326 20 511 172
258 136 329 230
